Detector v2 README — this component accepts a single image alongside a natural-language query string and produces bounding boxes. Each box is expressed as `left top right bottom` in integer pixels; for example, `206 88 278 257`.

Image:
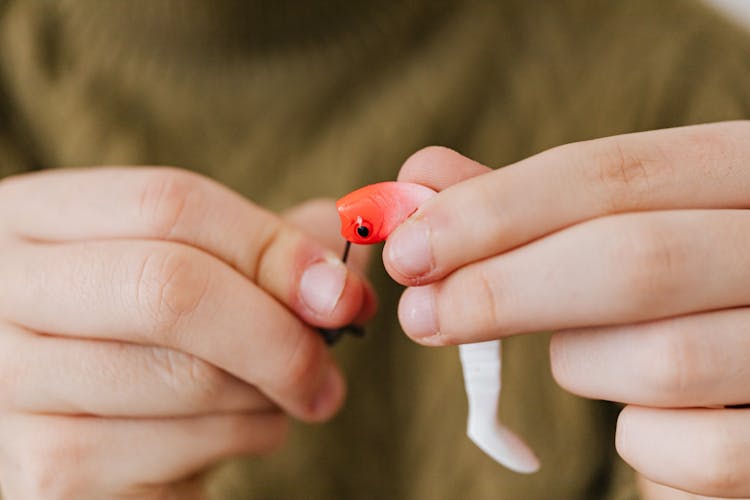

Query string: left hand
383 121 750 498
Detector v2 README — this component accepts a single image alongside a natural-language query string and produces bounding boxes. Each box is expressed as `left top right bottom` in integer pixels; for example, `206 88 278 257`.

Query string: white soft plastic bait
460 340 539 473
335 181 540 473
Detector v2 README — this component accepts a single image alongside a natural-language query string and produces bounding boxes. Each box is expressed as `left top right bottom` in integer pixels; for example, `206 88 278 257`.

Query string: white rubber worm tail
459 340 540 473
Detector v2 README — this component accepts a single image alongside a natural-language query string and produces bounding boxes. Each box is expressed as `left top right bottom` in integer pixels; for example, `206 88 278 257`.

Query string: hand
0 168 374 499
383 121 750 498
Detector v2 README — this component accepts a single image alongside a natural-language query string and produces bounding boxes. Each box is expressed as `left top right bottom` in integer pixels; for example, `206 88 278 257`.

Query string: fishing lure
318 182 436 345
336 182 436 244
334 181 540 474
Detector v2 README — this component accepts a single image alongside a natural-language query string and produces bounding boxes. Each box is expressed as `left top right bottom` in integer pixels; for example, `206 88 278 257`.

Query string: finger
385 121 750 285
550 308 750 408
396 146 492 190
0 240 345 422
637 475 717 500
398 210 750 344
0 323 274 417
617 406 750 498
352 279 378 325
0 167 370 328
384 147 492 283
0 411 287 497
283 198 378 325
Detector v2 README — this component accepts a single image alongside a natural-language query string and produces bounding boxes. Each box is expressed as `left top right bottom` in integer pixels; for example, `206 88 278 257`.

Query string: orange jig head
336 181 437 244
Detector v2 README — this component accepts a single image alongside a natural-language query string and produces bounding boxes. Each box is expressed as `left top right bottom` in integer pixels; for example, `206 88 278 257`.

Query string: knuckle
438 267 509 341
474 271 503 335
150 348 226 408
250 218 284 283
18 424 87 499
574 139 665 213
583 122 750 215
138 168 205 239
614 221 684 311
135 247 211 342
636 325 697 400
598 140 649 189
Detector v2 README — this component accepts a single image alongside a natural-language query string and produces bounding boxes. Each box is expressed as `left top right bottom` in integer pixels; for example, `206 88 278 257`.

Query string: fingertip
615 405 664 477
271 331 347 423
327 264 367 327
397 285 441 344
398 146 458 183
548 331 582 395
397 146 491 190
305 365 347 423
383 220 437 287
615 405 631 457
298 258 347 318
297 257 367 329
353 279 378 325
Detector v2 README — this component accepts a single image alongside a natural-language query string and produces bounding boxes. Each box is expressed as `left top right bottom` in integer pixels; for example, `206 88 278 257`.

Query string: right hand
0 167 374 499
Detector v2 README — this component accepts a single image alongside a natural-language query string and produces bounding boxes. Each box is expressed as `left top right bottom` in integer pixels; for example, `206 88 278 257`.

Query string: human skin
0 168 374 499
383 121 750 499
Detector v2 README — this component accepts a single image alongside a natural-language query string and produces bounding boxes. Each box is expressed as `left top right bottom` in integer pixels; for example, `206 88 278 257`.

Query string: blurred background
707 0 750 28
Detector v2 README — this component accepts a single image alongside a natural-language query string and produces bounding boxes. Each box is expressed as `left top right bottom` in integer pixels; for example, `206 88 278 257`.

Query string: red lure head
336 181 437 244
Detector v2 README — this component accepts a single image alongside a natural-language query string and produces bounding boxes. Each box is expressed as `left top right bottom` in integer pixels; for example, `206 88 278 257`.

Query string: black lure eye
357 225 370 238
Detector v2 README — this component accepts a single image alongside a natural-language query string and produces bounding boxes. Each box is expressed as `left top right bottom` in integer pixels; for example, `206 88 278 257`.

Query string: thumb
282 198 372 274
397 146 492 191
283 198 377 326
383 147 491 285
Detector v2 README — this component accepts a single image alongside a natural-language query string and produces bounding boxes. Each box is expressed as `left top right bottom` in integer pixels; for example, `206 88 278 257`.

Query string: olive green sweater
1 1 749 499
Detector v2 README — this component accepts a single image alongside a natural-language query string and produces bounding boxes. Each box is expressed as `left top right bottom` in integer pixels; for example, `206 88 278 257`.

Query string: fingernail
388 219 432 278
300 258 347 316
312 366 344 416
398 285 438 339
